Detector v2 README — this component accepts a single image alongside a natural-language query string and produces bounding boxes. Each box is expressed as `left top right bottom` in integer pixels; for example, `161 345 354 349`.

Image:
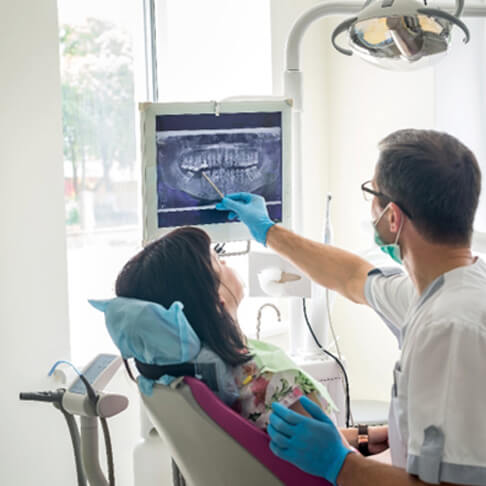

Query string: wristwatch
357 424 370 456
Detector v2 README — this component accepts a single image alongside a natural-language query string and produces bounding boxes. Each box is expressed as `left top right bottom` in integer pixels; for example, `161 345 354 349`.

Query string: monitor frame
140 98 292 245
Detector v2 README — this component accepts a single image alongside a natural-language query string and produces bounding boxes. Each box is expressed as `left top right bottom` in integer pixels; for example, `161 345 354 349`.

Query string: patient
114 227 388 456
114 226 336 428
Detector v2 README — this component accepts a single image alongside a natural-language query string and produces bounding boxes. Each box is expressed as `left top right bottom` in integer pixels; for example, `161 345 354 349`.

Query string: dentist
216 129 486 485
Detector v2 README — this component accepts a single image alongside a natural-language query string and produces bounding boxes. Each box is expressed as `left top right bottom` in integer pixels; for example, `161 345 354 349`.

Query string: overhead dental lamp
331 0 470 70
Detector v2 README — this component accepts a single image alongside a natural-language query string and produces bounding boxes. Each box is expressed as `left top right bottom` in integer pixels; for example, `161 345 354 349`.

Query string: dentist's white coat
365 258 486 485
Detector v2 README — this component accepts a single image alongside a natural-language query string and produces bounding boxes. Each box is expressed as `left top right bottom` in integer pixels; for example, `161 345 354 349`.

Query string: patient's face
211 251 244 313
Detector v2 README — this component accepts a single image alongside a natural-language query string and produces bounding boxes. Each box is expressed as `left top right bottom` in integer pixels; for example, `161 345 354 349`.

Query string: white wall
271 0 331 242
270 2 436 401
0 0 72 484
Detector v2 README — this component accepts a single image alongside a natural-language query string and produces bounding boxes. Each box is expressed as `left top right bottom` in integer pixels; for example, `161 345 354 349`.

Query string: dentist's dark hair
376 129 481 245
115 226 251 367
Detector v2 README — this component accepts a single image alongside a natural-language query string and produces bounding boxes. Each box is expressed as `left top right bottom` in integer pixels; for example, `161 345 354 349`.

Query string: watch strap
358 424 368 436
357 424 370 456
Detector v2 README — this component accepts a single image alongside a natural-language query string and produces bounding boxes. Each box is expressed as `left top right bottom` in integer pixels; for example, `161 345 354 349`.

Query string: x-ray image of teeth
155 112 283 228
158 129 281 201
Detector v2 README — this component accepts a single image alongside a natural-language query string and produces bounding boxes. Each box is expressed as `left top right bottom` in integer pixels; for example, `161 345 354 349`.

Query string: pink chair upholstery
184 376 331 486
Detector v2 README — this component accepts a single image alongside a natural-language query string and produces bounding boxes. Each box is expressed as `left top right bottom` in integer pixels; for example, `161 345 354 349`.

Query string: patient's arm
289 391 323 416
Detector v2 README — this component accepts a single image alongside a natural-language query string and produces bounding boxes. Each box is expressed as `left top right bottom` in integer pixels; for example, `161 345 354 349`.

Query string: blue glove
215 192 275 246
268 396 352 485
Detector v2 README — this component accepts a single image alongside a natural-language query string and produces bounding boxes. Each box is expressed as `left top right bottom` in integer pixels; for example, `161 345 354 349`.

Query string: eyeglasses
361 180 385 202
361 180 413 219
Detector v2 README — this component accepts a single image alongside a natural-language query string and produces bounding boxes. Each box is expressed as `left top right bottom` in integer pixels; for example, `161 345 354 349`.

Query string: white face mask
373 203 404 264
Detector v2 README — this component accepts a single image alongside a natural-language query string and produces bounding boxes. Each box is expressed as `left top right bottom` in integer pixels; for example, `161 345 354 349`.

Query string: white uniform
365 258 486 485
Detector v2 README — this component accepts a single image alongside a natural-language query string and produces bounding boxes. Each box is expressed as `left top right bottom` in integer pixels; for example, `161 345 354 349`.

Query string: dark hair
115 226 252 367
376 129 481 245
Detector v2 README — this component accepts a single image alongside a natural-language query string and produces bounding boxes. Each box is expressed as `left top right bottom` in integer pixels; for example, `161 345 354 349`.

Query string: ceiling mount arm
454 0 465 17
331 17 358 56
417 8 470 43
285 3 362 70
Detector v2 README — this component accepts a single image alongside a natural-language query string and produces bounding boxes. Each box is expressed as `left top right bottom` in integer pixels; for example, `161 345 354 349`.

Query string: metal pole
143 0 159 102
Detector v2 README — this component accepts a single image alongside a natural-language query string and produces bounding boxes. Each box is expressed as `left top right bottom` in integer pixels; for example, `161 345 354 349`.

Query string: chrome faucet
256 303 281 340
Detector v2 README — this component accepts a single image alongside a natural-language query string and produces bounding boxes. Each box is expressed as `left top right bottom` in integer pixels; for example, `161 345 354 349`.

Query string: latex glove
215 192 275 246
268 396 352 485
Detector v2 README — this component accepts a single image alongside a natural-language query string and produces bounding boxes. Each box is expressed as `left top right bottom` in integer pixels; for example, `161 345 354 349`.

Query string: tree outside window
60 18 137 232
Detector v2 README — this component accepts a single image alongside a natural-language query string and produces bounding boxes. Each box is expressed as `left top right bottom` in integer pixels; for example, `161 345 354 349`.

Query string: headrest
89 297 202 395
89 297 239 405
89 297 201 364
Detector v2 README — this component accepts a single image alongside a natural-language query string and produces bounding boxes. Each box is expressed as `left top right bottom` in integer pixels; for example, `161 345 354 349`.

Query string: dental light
331 0 470 70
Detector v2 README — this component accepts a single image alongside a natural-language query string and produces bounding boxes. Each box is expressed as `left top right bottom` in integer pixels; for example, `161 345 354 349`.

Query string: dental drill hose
81 376 116 486
302 299 351 428
100 416 115 486
63 368 115 486
59 407 87 486
86 386 115 486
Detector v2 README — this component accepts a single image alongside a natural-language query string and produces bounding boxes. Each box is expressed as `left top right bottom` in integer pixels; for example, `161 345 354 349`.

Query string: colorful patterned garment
231 339 336 430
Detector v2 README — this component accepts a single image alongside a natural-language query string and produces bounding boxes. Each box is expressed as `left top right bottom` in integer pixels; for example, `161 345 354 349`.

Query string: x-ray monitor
141 100 292 244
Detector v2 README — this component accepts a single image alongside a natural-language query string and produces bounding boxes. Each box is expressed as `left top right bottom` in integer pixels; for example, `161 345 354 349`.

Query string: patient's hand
289 392 322 417
368 425 389 454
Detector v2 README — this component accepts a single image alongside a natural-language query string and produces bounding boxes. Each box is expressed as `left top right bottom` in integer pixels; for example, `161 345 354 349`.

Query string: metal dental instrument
202 171 225 199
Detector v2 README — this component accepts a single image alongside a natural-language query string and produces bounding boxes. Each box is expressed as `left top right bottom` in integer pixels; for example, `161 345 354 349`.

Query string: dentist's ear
388 203 403 233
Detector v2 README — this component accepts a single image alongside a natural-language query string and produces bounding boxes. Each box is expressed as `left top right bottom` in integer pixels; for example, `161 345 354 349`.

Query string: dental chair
141 376 331 486
89 296 331 485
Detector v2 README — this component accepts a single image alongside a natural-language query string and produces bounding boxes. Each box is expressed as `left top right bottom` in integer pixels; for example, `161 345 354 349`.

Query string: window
156 0 272 102
59 0 145 363
60 0 273 363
